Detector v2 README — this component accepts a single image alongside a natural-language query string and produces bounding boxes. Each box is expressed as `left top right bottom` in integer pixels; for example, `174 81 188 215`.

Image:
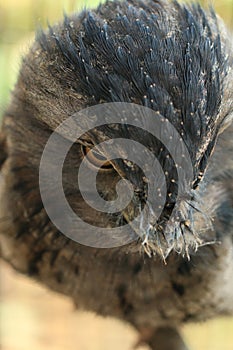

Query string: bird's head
4 0 233 262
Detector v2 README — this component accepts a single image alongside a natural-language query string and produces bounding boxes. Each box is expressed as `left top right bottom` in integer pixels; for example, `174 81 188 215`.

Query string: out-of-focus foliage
0 0 102 107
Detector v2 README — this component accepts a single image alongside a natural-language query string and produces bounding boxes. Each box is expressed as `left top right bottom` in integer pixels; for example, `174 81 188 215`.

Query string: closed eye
81 145 113 170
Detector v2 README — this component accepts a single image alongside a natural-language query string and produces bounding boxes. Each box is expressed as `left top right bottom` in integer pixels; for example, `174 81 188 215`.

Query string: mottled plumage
0 1 232 349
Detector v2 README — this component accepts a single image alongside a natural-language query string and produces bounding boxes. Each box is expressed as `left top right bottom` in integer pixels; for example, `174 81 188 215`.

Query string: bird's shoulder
0 128 7 170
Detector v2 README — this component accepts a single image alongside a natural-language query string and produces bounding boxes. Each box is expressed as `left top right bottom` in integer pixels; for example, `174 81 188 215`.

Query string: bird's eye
81 145 113 170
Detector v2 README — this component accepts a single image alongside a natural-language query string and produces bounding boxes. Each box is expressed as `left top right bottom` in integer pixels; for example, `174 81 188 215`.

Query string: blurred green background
0 1 233 350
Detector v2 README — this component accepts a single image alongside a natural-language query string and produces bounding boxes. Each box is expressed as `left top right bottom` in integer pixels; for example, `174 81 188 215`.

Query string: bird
0 0 233 349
